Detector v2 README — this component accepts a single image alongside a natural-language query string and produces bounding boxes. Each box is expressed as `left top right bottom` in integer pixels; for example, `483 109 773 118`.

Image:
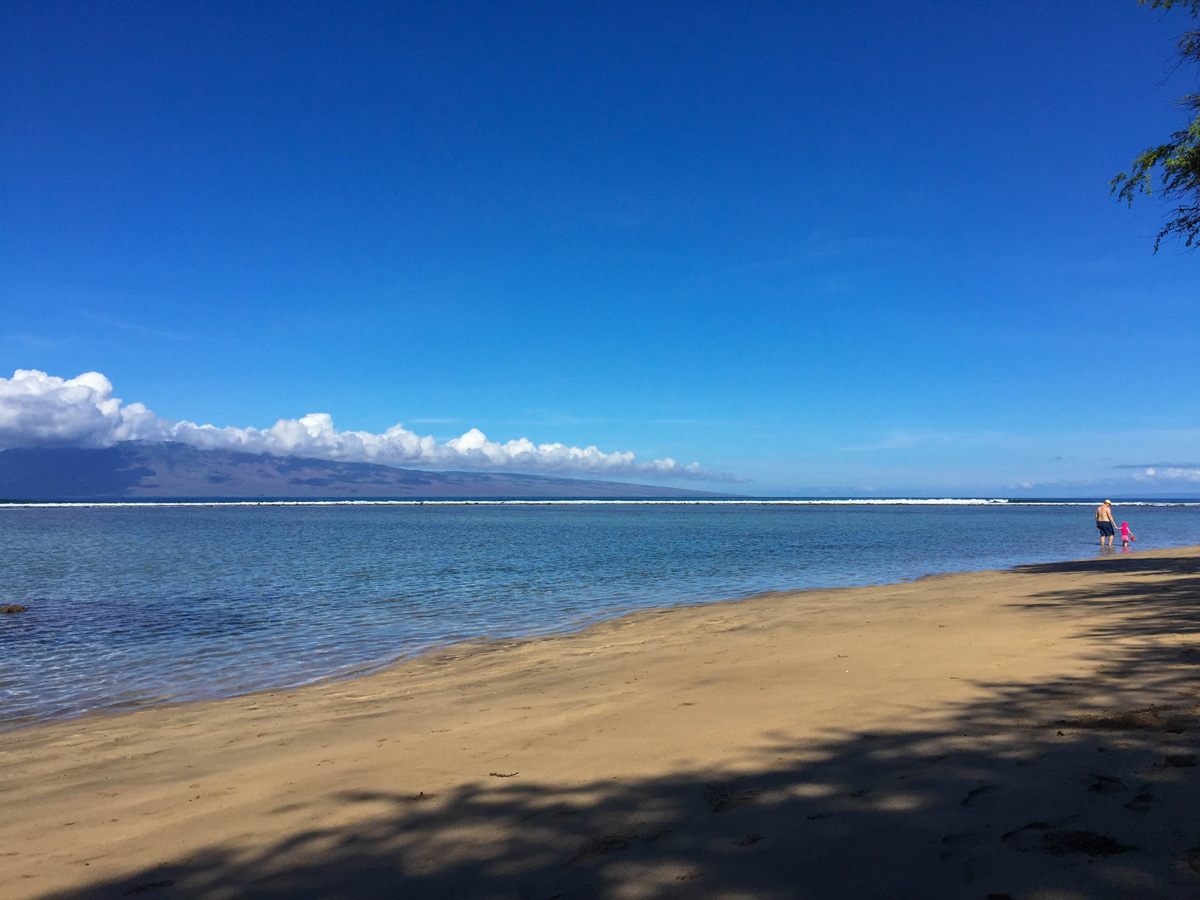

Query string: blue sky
2 0 1197 496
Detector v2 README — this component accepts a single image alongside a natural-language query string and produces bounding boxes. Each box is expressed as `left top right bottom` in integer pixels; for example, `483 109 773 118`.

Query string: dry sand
3 546 1200 900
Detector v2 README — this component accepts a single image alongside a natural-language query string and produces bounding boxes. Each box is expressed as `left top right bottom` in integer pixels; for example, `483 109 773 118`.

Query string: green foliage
1139 0 1200 14
1111 0 1200 251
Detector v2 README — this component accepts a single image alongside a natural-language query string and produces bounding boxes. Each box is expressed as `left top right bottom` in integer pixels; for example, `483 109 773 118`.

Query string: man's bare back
1095 500 1116 546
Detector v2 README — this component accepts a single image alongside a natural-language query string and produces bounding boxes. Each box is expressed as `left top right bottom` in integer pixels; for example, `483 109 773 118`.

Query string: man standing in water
1095 500 1116 547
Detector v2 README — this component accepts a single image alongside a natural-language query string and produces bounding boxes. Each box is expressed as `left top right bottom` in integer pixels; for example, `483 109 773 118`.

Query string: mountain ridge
0 443 735 501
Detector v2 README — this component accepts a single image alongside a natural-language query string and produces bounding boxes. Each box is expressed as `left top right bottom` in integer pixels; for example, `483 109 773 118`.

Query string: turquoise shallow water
2 501 1198 728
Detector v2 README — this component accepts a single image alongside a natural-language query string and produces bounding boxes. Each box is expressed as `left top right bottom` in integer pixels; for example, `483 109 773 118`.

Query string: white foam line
3 498 1198 510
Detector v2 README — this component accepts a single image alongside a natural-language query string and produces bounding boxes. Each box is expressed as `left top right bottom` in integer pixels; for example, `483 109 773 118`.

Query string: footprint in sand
1001 821 1134 858
1123 790 1154 813
1088 775 1128 795
569 828 638 863
1041 830 1137 858
961 784 1000 807
704 785 763 813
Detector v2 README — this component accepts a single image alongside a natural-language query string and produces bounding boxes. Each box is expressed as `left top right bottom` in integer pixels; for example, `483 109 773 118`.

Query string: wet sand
2 546 1199 899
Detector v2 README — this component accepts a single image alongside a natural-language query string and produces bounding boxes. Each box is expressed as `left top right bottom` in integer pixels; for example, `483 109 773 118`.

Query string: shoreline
7 526 1200 733
0 557 1155 737
3 546 1200 898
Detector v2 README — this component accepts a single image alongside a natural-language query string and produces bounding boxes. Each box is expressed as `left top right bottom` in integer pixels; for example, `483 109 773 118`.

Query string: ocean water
2 500 1198 729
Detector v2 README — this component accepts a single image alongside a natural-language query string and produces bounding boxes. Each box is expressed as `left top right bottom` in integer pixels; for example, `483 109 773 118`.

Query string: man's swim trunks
1097 521 1115 537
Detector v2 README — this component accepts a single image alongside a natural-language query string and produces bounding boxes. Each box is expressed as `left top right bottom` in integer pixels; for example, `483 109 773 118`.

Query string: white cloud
0 369 169 448
1131 465 1200 483
0 370 724 481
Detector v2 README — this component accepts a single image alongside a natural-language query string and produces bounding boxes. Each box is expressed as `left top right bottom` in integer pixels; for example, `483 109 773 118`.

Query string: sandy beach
2 546 1199 900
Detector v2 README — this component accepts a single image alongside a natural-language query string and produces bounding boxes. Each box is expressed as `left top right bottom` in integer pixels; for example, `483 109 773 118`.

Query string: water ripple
1 503 1197 728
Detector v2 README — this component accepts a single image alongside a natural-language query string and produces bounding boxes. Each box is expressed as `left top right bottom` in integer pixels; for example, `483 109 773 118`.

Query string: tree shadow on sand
1006 553 1200 709
1015 554 1200 639
35 557 1200 900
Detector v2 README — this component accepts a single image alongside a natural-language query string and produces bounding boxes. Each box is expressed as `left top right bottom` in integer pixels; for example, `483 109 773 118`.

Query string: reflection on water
1 503 1197 727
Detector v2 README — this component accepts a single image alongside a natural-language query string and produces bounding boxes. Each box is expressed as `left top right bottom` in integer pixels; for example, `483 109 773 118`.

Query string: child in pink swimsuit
1120 522 1135 548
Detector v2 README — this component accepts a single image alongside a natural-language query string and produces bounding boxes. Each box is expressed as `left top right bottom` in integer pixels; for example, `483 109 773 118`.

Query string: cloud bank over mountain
0 370 724 481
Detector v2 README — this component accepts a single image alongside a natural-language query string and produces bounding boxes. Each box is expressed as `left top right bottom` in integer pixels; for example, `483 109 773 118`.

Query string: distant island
0 443 735 502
